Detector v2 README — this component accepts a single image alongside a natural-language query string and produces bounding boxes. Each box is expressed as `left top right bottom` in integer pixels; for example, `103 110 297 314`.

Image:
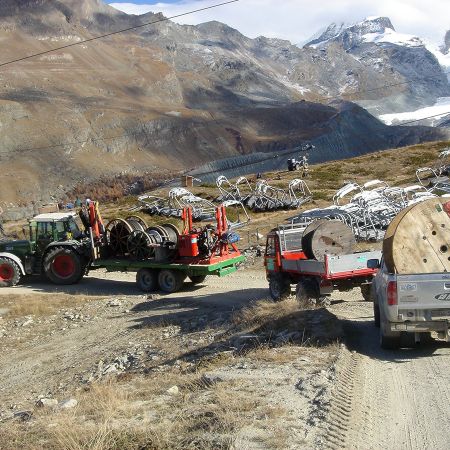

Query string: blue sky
107 0 449 46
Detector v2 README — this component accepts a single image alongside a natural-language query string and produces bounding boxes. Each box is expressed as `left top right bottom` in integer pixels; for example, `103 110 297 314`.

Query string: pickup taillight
387 281 398 306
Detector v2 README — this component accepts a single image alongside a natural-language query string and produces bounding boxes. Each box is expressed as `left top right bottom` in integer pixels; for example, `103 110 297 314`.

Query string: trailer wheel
0 257 21 287
296 279 319 306
158 270 186 293
189 275 207 285
136 269 158 292
44 247 83 285
269 275 291 301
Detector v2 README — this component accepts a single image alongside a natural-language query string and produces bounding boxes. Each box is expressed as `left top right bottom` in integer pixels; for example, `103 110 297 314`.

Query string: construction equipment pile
289 178 445 241
136 188 217 221
216 175 312 212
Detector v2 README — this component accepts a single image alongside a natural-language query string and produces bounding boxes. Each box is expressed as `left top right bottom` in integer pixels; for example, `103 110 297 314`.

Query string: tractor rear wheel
0 257 21 287
44 248 83 285
136 269 158 292
158 269 186 293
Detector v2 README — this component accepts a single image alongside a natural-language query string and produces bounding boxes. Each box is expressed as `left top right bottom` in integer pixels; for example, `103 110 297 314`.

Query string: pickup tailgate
397 273 450 311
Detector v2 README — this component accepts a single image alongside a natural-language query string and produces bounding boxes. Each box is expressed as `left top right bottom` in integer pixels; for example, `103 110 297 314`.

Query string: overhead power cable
0 0 239 68
399 111 450 125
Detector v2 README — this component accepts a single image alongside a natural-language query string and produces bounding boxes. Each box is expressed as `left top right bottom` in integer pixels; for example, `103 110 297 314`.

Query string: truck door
264 234 279 272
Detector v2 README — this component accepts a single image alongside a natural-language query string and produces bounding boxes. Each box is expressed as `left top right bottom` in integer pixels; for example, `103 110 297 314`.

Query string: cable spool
127 230 153 260
383 198 450 274
125 215 148 232
302 219 356 261
161 223 180 244
105 218 133 255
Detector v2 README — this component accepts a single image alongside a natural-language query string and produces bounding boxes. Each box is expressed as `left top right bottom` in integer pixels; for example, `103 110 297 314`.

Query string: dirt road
1 270 450 448
0 270 268 411
325 297 450 450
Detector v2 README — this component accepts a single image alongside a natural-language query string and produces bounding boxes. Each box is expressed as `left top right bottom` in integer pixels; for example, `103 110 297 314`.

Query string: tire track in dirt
323 292 450 450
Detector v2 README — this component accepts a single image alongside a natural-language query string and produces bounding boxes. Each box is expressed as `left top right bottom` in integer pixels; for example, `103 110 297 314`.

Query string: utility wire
0 0 239 68
398 111 450 125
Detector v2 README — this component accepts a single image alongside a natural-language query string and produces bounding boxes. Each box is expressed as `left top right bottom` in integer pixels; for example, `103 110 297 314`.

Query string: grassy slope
99 139 450 243
3 139 450 241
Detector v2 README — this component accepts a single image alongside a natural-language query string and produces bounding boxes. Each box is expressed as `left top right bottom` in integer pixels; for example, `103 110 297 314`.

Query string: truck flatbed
90 254 245 278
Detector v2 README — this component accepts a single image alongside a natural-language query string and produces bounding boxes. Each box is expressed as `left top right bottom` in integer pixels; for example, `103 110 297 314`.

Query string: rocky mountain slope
304 17 450 115
0 1 449 210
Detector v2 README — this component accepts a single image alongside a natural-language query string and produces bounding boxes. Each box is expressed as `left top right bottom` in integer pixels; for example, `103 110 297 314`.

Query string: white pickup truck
370 257 450 349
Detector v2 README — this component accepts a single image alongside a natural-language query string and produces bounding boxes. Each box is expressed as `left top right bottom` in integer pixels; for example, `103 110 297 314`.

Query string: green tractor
0 212 91 287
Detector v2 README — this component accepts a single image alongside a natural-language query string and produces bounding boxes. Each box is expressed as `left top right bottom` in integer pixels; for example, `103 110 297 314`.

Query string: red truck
264 223 381 302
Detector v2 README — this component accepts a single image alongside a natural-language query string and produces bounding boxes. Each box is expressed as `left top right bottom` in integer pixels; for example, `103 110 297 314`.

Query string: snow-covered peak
362 29 424 48
305 16 395 49
305 22 348 48
350 16 395 35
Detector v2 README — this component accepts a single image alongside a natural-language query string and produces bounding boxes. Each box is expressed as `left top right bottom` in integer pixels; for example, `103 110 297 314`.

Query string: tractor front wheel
0 257 21 287
44 248 83 285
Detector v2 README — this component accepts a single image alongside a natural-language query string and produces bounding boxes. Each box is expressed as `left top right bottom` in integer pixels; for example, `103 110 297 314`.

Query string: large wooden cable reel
383 198 450 274
105 218 134 255
302 219 356 261
128 223 180 260
127 230 154 260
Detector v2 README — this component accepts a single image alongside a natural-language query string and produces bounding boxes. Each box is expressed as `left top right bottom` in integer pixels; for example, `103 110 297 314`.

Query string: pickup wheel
136 269 158 292
158 269 186 293
373 302 380 328
269 275 291 301
380 311 401 350
0 257 21 287
44 247 83 285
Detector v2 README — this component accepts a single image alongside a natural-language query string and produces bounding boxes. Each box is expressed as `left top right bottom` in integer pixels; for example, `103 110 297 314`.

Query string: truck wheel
158 269 186 293
136 269 158 292
44 248 83 285
296 279 319 306
0 257 21 287
269 275 291 301
189 275 207 285
380 312 401 350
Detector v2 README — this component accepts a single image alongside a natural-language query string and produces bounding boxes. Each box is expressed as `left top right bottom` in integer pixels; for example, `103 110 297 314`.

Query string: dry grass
0 369 289 450
0 294 102 319
232 297 303 330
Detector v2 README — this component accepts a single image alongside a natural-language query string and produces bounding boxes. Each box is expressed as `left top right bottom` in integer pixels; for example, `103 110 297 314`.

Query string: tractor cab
29 213 82 251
